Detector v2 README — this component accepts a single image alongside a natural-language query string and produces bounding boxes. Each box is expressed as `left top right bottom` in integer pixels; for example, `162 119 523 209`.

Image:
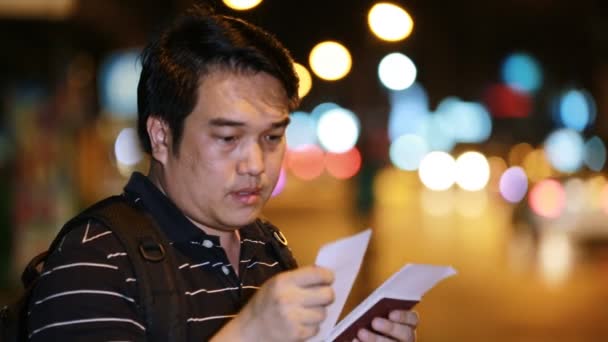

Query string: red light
483 83 532 118
325 147 362 179
286 145 325 180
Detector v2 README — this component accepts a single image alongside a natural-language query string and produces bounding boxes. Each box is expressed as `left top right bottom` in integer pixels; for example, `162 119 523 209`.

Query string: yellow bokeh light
539 233 572 287
522 149 554 182
222 0 262 10
587 174 607 210
508 142 533 166
293 62 312 99
308 41 352 81
368 2 414 42
374 167 419 208
487 156 507 193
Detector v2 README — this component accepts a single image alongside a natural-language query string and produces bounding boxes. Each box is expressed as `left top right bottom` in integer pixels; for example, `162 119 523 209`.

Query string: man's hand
354 310 419 342
212 266 335 341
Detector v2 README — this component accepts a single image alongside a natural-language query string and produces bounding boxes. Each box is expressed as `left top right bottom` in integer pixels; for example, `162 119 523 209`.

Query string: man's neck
146 166 242 273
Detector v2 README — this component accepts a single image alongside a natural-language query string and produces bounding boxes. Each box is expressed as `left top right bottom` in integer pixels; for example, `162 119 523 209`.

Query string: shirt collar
123 172 219 244
122 172 267 245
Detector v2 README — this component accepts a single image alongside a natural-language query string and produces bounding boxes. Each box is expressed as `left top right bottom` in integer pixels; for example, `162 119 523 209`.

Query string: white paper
308 229 372 342
328 264 457 341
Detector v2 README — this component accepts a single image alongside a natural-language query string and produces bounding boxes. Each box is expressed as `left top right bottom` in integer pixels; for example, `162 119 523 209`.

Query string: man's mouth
231 187 263 205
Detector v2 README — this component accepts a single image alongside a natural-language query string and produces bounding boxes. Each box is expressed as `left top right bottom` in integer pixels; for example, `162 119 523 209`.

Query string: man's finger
288 266 334 287
299 285 334 307
297 306 327 325
371 317 415 341
389 310 419 327
357 328 394 342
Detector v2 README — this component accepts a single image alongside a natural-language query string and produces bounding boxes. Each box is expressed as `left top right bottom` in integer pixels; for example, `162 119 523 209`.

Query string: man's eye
218 136 238 143
265 134 284 143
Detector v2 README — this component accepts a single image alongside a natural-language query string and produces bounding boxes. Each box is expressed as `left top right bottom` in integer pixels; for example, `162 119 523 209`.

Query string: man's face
155 69 290 232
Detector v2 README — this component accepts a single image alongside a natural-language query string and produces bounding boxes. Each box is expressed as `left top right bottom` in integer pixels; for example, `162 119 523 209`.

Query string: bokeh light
435 97 492 143
378 52 417 90
455 151 490 191
286 111 317 150
324 147 362 179
483 84 532 118
501 52 542 93
316 107 360 153
600 185 608 215
271 167 287 197
99 50 141 118
374 167 418 208
487 156 508 193
293 62 312 99
419 114 456 152
563 178 586 213
556 89 596 132
222 0 262 10
522 149 554 182
418 151 457 191
368 2 413 42
539 233 572 287
420 188 454 216
587 175 607 210
584 136 606 171
114 127 143 166
544 129 585 173
388 83 429 141
529 179 566 219
508 142 533 166
311 102 340 122
309 41 352 81
389 134 428 171
455 190 488 218
499 166 528 203
286 145 324 181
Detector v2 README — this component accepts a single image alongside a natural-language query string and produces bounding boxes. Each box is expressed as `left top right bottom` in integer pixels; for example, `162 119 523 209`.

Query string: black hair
137 4 300 154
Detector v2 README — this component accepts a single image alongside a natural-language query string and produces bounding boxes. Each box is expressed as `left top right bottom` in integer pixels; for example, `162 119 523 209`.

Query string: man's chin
223 208 262 228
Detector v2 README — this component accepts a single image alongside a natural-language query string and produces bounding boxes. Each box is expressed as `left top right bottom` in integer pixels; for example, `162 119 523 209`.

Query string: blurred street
266 173 608 342
1 1 608 341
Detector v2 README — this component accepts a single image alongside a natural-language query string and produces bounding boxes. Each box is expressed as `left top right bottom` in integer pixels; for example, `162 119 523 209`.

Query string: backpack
0 194 187 342
0 194 297 342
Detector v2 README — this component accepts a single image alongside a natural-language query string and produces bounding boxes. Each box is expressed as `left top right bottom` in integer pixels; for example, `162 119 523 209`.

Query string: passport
309 230 457 341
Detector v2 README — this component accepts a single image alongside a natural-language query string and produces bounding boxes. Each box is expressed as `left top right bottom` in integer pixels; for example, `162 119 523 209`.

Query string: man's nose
238 142 264 176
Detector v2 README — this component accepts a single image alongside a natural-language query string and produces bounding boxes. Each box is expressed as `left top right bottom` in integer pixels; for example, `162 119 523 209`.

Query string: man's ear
147 116 172 165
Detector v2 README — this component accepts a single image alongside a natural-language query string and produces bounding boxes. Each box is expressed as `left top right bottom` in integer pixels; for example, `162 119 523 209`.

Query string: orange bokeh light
286 145 325 180
529 179 566 219
324 147 362 179
600 185 608 215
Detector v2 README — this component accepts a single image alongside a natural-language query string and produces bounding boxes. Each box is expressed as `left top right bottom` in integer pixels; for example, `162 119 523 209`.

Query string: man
27 5 419 341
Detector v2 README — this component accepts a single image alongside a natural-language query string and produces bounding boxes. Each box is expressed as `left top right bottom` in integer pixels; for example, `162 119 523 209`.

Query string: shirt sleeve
27 219 146 341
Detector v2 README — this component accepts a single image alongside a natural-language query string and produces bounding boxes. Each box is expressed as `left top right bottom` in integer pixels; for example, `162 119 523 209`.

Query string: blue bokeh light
557 89 596 132
99 50 142 118
501 53 542 93
388 83 429 141
420 114 456 152
389 134 429 171
544 129 585 173
584 136 606 171
286 111 317 149
436 97 492 143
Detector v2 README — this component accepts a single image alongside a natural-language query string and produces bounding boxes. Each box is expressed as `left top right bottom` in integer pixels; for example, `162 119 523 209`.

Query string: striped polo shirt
27 172 296 341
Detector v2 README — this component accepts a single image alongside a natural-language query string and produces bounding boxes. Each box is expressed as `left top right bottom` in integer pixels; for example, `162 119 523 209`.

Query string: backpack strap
45 195 187 342
255 219 298 270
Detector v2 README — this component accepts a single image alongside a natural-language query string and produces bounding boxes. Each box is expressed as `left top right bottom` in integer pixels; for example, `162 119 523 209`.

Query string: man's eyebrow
208 118 245 127
207 117 291 128
271 117 291 128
